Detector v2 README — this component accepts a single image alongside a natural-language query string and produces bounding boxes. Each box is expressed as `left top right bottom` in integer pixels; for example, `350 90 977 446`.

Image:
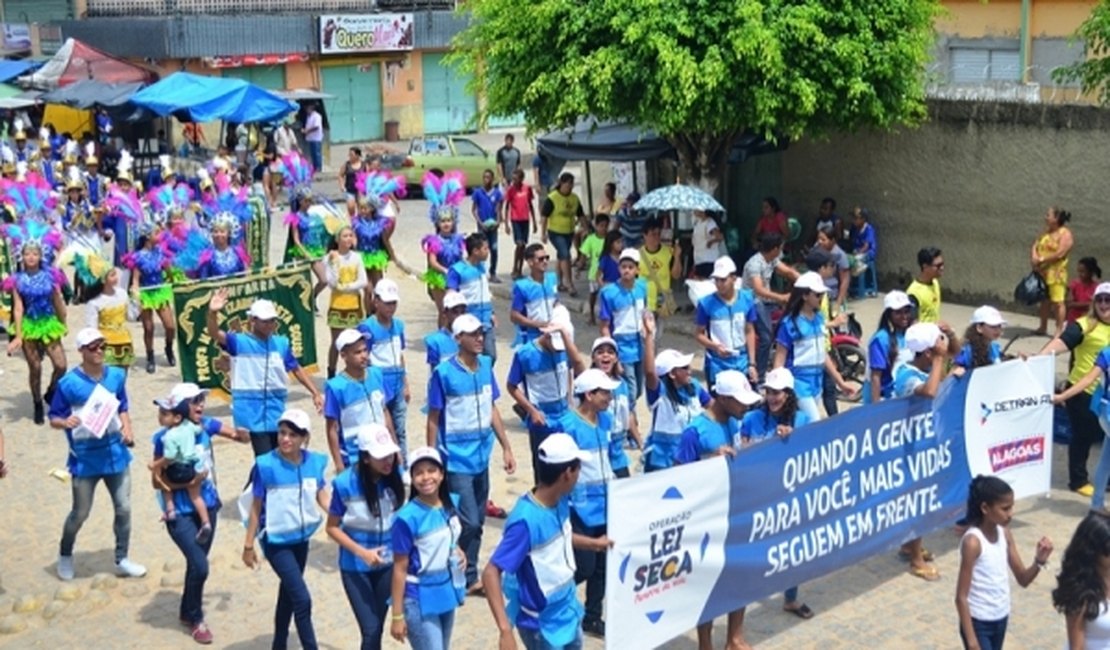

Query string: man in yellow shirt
540 172 585 297
638 219 683 321
907 247 944 324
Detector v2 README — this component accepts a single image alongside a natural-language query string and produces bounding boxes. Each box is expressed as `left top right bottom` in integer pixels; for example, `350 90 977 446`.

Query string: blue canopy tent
0 59 41 84
130 72 296 123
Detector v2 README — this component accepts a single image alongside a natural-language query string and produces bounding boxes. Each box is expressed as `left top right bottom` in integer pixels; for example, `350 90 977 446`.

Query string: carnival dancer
4 218 67 423
195 210 250 280
325 226 368 377
79 255 134 372
353 169 403 306
283 152 338 305
124 219 176 374
420 170 467 324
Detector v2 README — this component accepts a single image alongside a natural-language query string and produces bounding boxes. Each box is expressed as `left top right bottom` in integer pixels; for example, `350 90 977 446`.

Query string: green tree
453 0 939 195
1054 2 1110 103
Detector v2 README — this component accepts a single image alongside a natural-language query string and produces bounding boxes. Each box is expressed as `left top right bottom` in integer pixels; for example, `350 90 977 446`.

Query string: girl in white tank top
956 476 1054 650
1053 510 1110 650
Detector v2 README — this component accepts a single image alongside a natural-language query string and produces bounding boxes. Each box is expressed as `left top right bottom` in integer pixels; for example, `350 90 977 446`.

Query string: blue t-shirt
598 255 620 284
472 186 503 221
696 289 759 379
645 379 712 471
740 407 812 443
775 311 827 398
324 368 394 468
675 413 738 464
508 342 570 432
424 328 459 368
428 356 500 474
867 329 907 402
50 366 132 477
152 423 221 515
892 363 930 398
489 493 582 646
952 341 1002 369
357 316 406 398
392 498 463 613
446 260 493 328
556 410 613 527
597 279 648 364
224 332 299 432
328 467 399 573
511 272 558 344
1093 347 1110 419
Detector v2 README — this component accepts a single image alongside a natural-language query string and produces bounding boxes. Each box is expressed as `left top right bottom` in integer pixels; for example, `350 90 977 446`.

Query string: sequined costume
4 268 66 343
124 246 172 310
353 214 394 271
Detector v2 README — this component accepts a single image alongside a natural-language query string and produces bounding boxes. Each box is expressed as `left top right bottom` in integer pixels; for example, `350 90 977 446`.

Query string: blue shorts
511 220 529 244
549 232 573 261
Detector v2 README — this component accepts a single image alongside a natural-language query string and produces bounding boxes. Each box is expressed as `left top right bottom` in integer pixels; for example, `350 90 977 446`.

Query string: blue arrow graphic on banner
662 486 683 499
646 611 664 623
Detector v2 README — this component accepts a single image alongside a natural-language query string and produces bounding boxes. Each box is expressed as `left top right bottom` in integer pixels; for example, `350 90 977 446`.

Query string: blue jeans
341 569 392 650
571 514 606 624
960 616 1008 650
754 302 776 381
519 627 584 650
549 232 573 261
482 325 497 363
307 141 322 174
1091 416 1110 510
620 360 644 401
166 507 218 624
446 469 489 587
60 468 132 562
797 395 823 423
784 585 799 604
404 597 454 650
262 538 317 650
512 221 529 244
484 227 499 276
387 395 409 466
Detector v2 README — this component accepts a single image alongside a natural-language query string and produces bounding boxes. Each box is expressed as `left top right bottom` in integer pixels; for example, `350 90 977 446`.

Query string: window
950 46 1021 84
452 138 485 158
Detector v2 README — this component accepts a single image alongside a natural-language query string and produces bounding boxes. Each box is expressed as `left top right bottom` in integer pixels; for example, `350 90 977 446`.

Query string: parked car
393 135 493 193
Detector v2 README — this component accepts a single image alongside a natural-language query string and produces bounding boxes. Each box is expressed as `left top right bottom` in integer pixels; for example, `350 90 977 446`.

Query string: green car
396 135 495 193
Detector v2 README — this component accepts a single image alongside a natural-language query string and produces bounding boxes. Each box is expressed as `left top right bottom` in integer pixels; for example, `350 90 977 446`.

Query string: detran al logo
979 402 993 425
617 485 710 623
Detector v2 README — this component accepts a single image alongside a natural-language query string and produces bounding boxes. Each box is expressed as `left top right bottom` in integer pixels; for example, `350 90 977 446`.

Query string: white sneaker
57 555 75 581
115 557 147 578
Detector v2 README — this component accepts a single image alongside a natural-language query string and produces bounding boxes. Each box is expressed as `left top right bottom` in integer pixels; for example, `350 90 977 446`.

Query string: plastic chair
850 257 878 298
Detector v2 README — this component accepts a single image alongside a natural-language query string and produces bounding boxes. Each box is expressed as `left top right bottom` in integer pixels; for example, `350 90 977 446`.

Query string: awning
276 89 336 101
536 119 787 164
0 87 40 109
24 38 157 89
0 59 40 84
130 71 297 123
40 80 145 109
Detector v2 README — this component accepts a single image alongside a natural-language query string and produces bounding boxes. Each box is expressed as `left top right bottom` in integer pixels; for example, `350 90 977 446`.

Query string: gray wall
779 99 1110 307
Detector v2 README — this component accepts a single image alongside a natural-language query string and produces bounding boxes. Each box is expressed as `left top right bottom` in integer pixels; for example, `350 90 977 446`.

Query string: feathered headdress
159 153 175 178
4 218 63 263
72 251 113 285
0 171 58 221
281 151 313 197
106 178 146 227
116 149 134 183
12 118 25 140
38 127 50 150
83 142 98 166
206 184 252 242
421 170 466 225
64 165 85 191
355 170 407 210
146 181 193 221
62 140 79 164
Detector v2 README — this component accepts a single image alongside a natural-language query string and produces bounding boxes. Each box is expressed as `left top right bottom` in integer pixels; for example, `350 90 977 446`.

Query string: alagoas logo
617 486 709 622
988 436 1045 472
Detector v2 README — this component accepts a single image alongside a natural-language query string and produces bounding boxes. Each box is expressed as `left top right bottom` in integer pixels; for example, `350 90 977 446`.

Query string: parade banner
246 195 270 271
319 14 414 54
172 264 316 393
606 358 1053 649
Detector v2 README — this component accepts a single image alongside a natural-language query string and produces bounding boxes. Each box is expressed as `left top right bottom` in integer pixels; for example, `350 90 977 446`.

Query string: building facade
52 0 511 142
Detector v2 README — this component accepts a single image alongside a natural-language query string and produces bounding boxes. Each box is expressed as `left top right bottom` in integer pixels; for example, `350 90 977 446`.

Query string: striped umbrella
633 183 724 212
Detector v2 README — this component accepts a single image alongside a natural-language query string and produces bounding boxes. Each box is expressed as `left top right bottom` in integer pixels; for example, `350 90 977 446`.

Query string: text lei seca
753 412 951 576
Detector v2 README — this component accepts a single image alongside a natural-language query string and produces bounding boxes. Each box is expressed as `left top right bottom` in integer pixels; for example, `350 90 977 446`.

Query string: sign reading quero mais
319 14 414 54
605 356 1054 649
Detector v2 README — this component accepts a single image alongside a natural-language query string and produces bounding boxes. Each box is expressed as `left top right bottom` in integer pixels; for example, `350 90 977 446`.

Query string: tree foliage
1054 1 1110 104
452 0 939 192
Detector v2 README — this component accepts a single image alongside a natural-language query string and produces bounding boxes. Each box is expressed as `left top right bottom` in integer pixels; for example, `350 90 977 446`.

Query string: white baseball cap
152 392 190 413
548 304 573 351
409 446 444 468
794 271 829 294
169 382 205 404
538 433 590 464
713 370 762 405
573 368 622 394
970 306 1006 327
443 290 468 310
590 336 618 354
452 313 483 336
764 367 795 392
75 327 105 349
248 299 278 320
374 279 400 302
655 349 695 375
335 328 364 352
357 423 401 459
1096 282 1110 297
278 408 312 434
905 322 943 354
883 291 912 311
619 248 641 264
710 256 737 279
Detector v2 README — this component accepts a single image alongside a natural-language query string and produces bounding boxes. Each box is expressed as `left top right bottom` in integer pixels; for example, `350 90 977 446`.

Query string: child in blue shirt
953 305 1005 373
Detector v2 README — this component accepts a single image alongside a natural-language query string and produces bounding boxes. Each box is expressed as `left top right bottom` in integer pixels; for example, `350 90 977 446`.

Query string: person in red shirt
1067 257 1102 323
750 196 789 248
501 168 536 279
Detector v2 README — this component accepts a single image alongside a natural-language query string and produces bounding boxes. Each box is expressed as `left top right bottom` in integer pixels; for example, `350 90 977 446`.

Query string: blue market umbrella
633 183 724 212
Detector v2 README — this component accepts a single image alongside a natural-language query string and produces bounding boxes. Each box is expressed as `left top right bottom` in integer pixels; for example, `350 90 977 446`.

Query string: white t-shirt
692 217 722 265
1082 601 1110 649
964 525 1010 621
304 112 324 143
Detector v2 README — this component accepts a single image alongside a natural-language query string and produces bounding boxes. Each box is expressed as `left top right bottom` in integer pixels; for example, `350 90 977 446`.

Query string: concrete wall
780 100 1110 307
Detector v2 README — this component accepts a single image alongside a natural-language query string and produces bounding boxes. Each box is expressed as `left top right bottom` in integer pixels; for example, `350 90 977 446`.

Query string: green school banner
172 264 317 394
246 196 270 271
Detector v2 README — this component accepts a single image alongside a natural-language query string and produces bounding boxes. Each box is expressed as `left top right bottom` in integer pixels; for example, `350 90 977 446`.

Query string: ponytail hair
963 475 1013 526
962 324 992 369
1051 206 1072 225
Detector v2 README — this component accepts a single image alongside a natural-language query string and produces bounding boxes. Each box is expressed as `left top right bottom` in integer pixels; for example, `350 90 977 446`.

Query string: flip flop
897 548 934 562
568 287 579 297
558 284 569 292
909 564 941 581
784 603 814 619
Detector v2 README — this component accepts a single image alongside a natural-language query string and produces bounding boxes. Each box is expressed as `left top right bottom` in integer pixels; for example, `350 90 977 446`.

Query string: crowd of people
2 121 1110 650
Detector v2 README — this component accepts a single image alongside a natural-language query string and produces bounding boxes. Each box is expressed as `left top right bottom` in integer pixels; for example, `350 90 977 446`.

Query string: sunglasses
83 342 106 352
532 255 550 262
1096 296 1110 304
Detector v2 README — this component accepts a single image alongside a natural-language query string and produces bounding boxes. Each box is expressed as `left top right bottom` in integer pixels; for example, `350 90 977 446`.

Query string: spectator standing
1031 206 1074 337
470 170 504 283
540 173 585 297
691 210 725 279
907 247 945 324
302 103 324 176
531 153 554 211
1067 257 1102 324
742 233 800 381
503 169 536 279
496 134 521 186
638 219 683 322
274 119 297 157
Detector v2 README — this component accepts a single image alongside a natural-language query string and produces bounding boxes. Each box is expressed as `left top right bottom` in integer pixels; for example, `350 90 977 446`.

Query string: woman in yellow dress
80 256 134 371
1031 206 1074 336
325 226 367 378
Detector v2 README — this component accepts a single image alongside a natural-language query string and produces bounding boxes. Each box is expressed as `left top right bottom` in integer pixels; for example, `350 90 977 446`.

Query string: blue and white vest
332 467 397 572
433 357 496 474
395 499 464 615
326 368 391 468
230 333 292 432
256 450 327 545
